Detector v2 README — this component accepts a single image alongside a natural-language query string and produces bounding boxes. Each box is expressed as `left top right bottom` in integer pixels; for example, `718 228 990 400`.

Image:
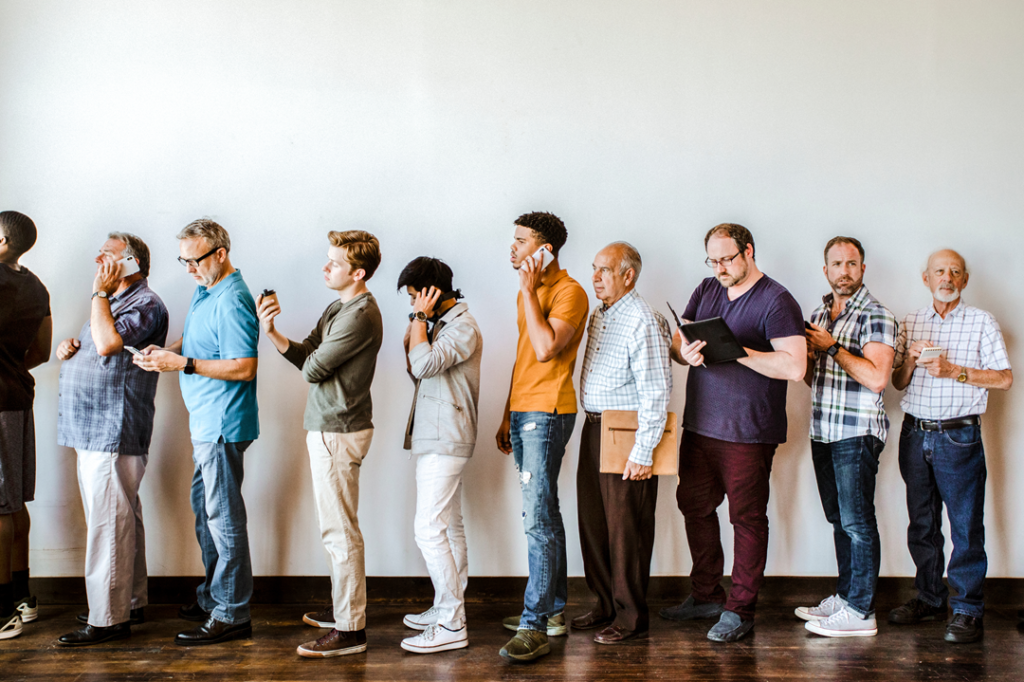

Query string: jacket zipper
422 395 463 411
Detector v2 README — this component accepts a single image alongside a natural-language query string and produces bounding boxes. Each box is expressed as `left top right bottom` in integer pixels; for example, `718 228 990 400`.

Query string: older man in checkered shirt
889 249 1012 644
800 237 896 639
572 242 672 644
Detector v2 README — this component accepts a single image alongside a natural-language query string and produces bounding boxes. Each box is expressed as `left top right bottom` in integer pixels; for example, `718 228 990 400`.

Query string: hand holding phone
531 246 552 271
118 256 140 279
124 346 143 356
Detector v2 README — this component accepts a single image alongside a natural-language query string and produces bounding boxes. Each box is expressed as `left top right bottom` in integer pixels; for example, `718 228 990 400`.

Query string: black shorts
0 409 36 514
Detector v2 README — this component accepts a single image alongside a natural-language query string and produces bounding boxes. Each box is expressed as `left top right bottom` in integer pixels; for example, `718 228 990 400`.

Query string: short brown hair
704 223 755 259
329 230 381 280
824 236 865 264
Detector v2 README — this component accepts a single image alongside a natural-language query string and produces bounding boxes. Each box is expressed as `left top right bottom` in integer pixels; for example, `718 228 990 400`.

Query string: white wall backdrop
1 1 1021 579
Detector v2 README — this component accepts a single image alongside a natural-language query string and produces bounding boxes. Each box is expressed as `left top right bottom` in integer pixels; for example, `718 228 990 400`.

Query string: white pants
414 453 469 629
307 430 373 631
76 450 148 627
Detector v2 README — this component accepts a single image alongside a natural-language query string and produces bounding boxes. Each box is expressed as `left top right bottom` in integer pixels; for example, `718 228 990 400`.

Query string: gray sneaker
499 628 550 662
660 595 725 622
794 594 846 622
707 611 754 642
805 605 877 638
501 612 567 636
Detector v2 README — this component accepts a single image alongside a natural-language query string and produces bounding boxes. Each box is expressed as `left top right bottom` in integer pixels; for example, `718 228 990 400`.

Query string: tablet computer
680 317 748 364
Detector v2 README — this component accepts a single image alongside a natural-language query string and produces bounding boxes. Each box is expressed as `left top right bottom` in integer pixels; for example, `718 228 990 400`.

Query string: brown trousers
576 418 658 632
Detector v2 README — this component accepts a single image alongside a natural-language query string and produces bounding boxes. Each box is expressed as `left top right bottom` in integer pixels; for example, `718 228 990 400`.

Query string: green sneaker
501 612 567 636
499 629 550 662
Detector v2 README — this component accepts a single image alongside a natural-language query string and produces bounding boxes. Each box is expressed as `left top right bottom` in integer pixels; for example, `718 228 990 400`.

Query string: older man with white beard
889 249 1012 644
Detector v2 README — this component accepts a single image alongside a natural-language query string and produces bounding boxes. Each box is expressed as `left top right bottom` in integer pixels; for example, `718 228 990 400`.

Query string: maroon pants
577 419 658 632
675 430 776 620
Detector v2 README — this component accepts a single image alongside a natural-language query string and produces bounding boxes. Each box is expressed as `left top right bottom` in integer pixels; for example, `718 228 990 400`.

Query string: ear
353 268 367 282
624 268 637 287
216 247 228 263
921 270 929 287
961 271 969 290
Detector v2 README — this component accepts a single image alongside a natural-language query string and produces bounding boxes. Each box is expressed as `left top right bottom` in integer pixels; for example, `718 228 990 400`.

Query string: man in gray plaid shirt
800 237 896 638
889 249 1012 644
573 242 671 644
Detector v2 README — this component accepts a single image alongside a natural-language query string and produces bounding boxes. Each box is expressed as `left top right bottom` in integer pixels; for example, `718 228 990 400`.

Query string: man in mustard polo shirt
496 212 589 662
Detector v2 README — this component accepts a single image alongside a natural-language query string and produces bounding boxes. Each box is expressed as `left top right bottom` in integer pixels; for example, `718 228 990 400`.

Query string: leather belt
584 412 602 423
906 414 980 432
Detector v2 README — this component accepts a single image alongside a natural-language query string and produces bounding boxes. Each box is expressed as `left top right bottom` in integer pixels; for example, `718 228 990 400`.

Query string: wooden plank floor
2 600 1021 681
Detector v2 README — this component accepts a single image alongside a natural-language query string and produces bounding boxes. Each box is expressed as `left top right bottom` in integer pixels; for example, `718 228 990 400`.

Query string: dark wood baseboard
29 575 1024 606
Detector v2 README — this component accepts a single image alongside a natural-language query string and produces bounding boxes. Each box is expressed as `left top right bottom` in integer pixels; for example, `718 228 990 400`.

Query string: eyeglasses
177 247 221 268
705 252 742 269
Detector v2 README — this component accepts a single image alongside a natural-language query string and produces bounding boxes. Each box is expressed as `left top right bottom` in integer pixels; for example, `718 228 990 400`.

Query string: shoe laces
420 625 439 641
820 607 852 627
819 594 844 611
315 628 341 646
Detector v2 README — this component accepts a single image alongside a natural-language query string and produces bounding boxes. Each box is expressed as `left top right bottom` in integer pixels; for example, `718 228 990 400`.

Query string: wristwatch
91 291 108 300
826 343 841 358
413 311 428 323
957 366 968 383
183 357 196 375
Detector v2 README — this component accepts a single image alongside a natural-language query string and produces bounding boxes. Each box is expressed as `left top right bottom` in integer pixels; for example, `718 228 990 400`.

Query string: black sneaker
944 613 983 643
887 598 947 624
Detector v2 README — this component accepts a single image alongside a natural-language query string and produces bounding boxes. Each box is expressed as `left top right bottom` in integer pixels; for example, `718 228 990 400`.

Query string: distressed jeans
810 435 883 618
898 415 987 618
190 439 253 625
510 410 575 632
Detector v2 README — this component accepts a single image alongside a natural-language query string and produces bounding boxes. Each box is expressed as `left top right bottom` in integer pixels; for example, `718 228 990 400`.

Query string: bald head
923 249 969 304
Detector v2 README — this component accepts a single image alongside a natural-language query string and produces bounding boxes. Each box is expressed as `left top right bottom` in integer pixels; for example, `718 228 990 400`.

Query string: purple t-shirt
682 275 804 444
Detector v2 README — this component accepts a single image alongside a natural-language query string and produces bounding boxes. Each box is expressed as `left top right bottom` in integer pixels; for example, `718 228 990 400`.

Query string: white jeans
307 429 373 631
414 453 469 629
76 450 148 627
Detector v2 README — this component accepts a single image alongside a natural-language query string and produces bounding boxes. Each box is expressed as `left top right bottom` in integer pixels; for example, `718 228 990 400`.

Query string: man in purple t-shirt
660 223 805 643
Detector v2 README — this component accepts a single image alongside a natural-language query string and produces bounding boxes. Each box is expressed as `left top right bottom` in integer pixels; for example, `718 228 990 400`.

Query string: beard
715 261 749 288
934 285 961 303
829 275 863 297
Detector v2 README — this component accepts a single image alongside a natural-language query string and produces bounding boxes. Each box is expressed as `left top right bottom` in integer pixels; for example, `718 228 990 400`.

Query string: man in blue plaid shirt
800 237 896 639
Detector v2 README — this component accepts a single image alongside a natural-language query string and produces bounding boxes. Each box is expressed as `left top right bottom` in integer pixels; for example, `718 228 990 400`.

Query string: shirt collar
198 270 242 299
927 298 965 320
600 288 638 315
821 284 871 318
111 277 147 303
438 301 468 323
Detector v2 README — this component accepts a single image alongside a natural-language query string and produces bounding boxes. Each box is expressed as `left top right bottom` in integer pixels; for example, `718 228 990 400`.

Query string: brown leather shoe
571 610 614 631
593 625 648 644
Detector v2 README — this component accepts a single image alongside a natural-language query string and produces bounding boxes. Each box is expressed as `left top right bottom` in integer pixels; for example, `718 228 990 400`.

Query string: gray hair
923 248 970 276
176 218 231 253
108 231 151 278
609 241 642 280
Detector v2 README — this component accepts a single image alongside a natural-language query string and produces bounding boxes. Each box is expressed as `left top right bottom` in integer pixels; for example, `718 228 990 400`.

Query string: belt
584 412 602 423
906 414 980 432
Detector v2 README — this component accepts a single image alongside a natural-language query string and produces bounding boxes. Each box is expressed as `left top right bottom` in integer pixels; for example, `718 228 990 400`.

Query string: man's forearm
195 357 258 382
166 336 184 353
959 366 1012 391
90 299 123 356
892 361 914 390
522 291 557 361
738 348 805 381
834 349 891 394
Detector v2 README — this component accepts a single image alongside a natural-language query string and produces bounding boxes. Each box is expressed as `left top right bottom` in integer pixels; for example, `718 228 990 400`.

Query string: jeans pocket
941 426 981 448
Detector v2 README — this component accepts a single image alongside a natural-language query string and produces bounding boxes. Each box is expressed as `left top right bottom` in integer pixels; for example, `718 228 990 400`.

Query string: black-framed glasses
177 247 221 268
705 252 742 269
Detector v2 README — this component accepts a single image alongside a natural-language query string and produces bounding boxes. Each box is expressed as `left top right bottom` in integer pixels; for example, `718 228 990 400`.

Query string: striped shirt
895 301 1011 420
580 289 672 466
809 285 897 443
58 279 169 455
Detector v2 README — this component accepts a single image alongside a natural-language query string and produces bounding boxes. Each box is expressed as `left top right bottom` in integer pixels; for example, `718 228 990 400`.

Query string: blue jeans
190 439 254 624
510 411 575 632
898 415 987 618
810 436 883 617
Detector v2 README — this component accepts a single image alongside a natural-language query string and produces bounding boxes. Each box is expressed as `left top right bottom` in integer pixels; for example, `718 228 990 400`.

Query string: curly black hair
397 256 455 294
0 211 38 258
515 212 567 257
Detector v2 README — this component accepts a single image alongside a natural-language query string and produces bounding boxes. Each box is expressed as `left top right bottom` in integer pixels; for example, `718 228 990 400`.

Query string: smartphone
805 320 814 330
531 246 552 270
918 347 943 360
124 346 143 356
118 256 140 279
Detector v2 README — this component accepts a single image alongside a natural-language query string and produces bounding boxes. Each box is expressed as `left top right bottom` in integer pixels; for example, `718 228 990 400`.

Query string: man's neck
726 265 763 300
437 298 458 316
205 264 236 290
115 274 143 297
932 296 961 319
539 259 561 286
0 259 21 271
338 282 369 304
829 285 861 319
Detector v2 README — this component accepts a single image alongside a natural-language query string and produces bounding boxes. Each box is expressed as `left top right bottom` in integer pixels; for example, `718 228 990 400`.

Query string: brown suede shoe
571 610 614 631
297 628 367 657
593 625 648 644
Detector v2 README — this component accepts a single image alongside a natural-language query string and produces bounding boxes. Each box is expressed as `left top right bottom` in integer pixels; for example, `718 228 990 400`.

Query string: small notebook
599 410 678 476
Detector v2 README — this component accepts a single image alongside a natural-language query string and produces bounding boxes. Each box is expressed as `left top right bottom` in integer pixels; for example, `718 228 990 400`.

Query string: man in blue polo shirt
135 218 258 646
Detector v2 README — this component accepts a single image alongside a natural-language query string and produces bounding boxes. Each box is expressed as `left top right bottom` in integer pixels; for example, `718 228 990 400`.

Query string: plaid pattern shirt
580 289 672 466
58 279 169 455
895 301 1011 420
810 285 897 443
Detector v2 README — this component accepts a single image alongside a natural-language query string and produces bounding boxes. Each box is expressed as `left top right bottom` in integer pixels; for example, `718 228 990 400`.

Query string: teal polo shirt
180 269 260 443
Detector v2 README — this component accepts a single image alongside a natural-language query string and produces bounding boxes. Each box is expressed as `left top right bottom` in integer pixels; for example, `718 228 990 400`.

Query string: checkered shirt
580 289 672 466
57 279 169 455
895 301 1011 420
809 285 897 443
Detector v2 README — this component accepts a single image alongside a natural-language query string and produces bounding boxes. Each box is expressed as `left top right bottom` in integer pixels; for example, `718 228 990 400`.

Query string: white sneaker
400 624 468 654
0 613 23 640
403 606 440 630
805 605 878 638
795 594 845 622
15 596 38 623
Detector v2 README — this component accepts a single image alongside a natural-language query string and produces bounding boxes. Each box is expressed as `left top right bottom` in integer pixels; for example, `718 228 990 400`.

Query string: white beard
934 288 961 303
